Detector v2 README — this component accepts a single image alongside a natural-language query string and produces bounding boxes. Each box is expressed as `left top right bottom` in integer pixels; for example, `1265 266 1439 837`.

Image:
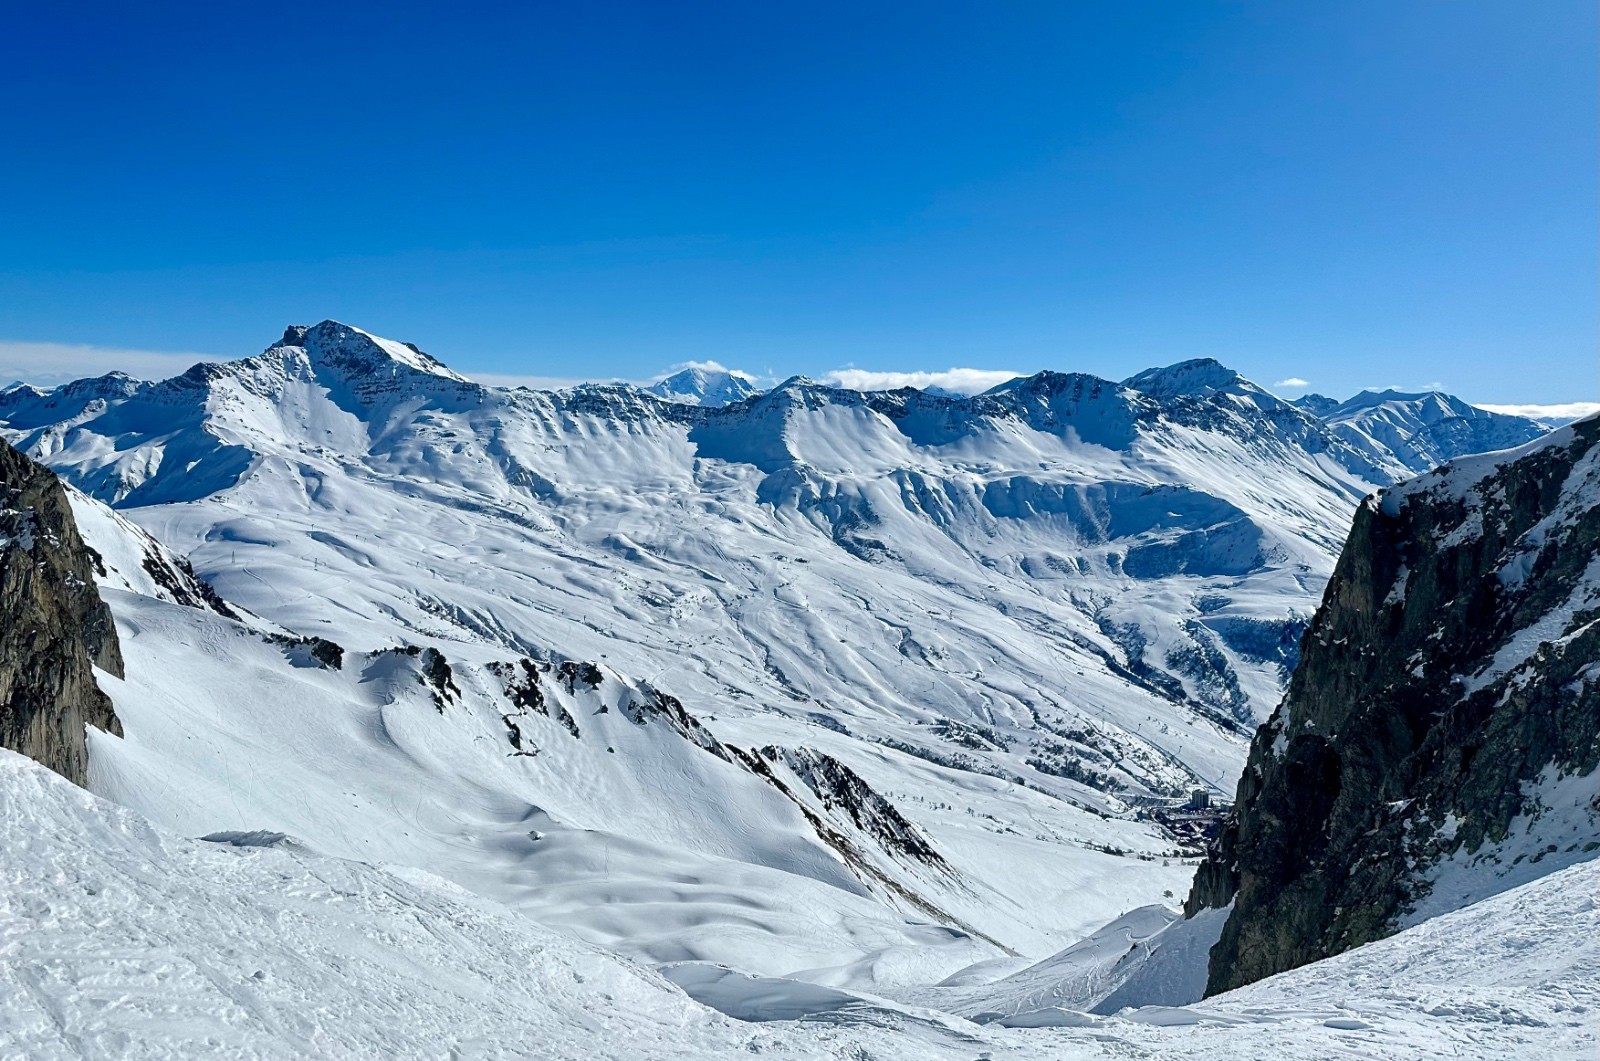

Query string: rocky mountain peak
1316 388 1550 479
984 369 1117 398
741 374 828 412
1332 387 1434 412
1122 358 1261 401
1329 389 1485 424
1290 393 1340 417
1186 414 1600 994
0 372 153 431
271 320 471 385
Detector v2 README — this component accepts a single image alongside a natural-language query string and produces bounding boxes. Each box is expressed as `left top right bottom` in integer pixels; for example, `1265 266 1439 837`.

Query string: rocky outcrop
0 441 123 785
1187 415 1600 995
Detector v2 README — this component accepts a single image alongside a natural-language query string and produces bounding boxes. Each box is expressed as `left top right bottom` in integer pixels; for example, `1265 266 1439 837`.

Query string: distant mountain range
645 364 761 405
0 320 1558 990
0 319 1592 1056
1292 388 1554 479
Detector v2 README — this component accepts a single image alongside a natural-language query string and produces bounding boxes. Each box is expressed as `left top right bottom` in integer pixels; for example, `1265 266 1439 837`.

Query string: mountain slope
0 320 1554 989
4 746 1593 1060
68 481 1178 985
1187 414 1600 994
1318 389 1549 479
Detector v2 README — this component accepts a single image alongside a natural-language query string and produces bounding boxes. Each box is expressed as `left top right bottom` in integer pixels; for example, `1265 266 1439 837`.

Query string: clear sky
1 1 1594 402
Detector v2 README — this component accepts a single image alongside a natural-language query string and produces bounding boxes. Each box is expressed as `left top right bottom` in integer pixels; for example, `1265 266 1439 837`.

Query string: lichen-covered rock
0 440 123 785
1187 415 1600 995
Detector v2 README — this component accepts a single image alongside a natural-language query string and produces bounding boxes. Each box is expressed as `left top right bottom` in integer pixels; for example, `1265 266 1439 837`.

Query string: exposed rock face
759 745 945 864
1187 415 1600 995
0 440 123 785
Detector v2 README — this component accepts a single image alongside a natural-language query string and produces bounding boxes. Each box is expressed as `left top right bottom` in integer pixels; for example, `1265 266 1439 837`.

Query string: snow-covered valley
3 750 1594 1059
0 320 1586 1058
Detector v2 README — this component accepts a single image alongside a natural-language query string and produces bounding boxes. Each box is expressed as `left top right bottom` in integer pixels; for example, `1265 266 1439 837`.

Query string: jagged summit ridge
271 320 472 384
1121 358 1262 401
1316 387 1548 478
1289 393 1340 417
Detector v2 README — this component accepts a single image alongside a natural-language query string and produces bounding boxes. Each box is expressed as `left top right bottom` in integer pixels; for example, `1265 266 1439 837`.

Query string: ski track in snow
2 751 1594 1060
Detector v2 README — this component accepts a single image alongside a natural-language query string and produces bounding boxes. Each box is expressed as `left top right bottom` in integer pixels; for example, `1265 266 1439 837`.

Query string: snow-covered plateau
0 319 1587 1058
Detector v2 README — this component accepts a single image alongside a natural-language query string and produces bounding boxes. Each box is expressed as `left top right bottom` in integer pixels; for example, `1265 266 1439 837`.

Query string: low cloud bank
0 340 217 387
821 367 1021 394
1476 402 1600 424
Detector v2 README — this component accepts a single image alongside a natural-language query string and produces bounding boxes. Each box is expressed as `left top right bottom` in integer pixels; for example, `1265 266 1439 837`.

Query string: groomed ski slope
2 750 1593 1061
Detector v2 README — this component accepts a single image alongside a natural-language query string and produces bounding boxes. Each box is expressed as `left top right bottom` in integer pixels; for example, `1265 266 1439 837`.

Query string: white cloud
821 367 1022 395
1475 401 1600 424
0 339 218 387
1274 377 1310 389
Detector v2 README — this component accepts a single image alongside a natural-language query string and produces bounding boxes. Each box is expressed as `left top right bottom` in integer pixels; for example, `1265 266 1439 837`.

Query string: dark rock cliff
1186 415 1600 995
0 440 123 785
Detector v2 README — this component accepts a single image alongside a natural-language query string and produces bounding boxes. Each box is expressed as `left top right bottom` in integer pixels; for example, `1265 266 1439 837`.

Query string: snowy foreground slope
0 321 1554 988
2 749 1594 1061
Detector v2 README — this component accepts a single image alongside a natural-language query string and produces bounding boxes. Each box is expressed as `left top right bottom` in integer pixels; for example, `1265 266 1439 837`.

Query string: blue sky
1 1 1593 403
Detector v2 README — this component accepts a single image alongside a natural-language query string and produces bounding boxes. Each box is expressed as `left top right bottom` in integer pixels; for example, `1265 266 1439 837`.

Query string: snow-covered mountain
0 320 1557 997
1312 389 1549 480
1289 392 1341 418
645 363 761 405
1 319 1591 1057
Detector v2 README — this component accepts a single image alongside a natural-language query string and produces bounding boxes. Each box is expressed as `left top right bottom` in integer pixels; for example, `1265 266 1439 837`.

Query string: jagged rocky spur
1188 415 1600 994
0 440 122 785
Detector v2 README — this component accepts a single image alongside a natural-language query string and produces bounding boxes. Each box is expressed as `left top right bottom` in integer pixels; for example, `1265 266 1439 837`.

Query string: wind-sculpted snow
0 320 1555 998
4 749 1593 1060
70 506 1193 983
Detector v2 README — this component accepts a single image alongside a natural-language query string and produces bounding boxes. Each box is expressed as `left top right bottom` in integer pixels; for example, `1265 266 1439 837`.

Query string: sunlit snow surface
74 498 1186 986
0 323 1572 1046
2 751 1594 1060
0 323 1419 980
